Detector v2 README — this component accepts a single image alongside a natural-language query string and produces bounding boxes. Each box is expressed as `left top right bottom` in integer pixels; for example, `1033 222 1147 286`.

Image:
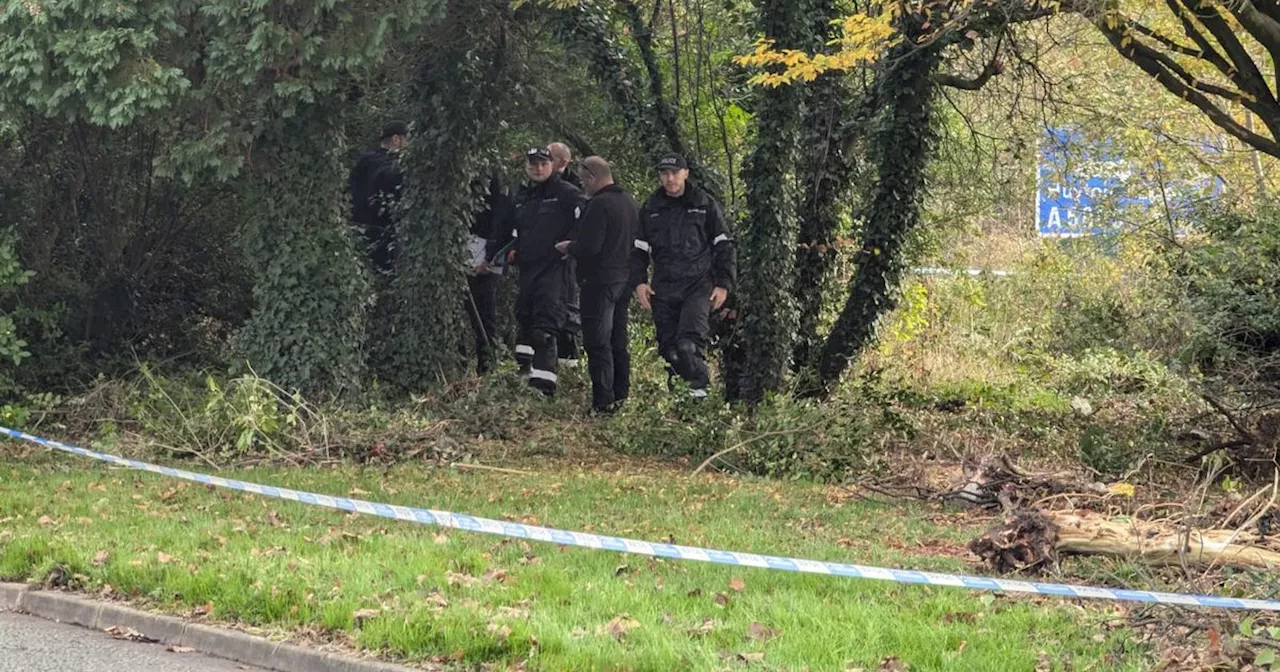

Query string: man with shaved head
555 156 639 414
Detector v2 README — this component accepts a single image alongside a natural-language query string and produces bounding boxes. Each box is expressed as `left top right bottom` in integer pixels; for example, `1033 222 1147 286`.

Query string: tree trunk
791 71 865 378
732 0 815 402
814 37 941 395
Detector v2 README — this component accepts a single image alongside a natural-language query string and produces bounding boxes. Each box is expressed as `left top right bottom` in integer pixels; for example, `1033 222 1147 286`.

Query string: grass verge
0 445 1153 671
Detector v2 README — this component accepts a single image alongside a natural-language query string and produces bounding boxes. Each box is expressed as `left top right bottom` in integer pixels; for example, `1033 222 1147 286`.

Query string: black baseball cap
656 154 688 171
527 147 553 163
380 121 409 140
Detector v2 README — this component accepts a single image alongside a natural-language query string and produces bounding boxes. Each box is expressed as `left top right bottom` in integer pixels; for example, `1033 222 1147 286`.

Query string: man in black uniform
491 147 586 395
549 141 583 368
348 122 408 275
555 156 638 413
630 154 735 398
466 174 510 375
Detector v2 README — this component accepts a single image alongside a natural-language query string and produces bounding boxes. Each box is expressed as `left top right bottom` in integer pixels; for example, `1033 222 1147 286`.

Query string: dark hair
380 121 409 140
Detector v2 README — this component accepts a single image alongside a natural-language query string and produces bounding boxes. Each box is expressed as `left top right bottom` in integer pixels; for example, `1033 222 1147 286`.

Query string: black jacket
472 174 511 241
348 147 403 272
569 184 638 285
560 167 584 190
493 174 585 271
349 147 402 227
630 184 736 292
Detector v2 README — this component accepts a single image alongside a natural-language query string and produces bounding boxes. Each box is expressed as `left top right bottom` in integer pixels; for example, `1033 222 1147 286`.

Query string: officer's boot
528 329 558 396
676 339 709 399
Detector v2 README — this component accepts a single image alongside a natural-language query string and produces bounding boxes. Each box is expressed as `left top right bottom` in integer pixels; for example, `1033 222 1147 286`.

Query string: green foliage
234 127 371 398
90 365 332 461
1169 201 1280 379
0 231 33 393
380 1 514 392
608 384 899 482
0 0 444 180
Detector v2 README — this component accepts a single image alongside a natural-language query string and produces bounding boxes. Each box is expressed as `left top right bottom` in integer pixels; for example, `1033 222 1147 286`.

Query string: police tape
4 425 1279 613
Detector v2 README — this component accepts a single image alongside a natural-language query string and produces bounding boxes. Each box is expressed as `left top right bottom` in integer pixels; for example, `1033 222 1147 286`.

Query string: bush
606 376 909 483
1170 200 1280 381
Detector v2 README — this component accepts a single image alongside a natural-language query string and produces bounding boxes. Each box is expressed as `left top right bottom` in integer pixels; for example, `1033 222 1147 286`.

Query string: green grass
0 447 1151 671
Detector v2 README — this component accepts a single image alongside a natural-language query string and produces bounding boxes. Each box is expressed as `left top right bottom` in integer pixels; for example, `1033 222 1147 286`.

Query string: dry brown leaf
738 652 766 663
714 592 730 608
600 615 641 640
879 656 909 671
156 552 173 565
167 645 196 653
486 623 513 641
446 571 479 587
37 515 54 527
433 533 450 545
687 588 703 598
92 550 110 567
352 608 381 626
747 622 778 642
686 618 716 637
105 626 156 643
729 576 746 593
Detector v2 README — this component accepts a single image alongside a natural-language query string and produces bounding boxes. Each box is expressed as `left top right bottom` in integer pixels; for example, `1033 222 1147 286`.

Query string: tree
0 0 441 395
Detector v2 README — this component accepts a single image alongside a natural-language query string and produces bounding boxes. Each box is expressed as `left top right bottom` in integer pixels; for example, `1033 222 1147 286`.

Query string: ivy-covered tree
733 0 816 401
380 0 517 391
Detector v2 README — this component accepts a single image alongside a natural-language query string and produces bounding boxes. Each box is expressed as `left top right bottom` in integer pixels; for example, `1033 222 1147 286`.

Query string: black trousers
652 277 712 391
580 281 631 410
558 262 581 363
515 263 569 395
465 273 498 374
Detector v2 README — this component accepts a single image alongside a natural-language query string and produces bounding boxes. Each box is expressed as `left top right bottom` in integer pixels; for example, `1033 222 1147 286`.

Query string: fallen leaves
105 626 156 643
878 656 909 671
738 652 766 663
746 622 778 642
167 645 196 654
486 622 513 641
686 618 716 637
91 550 110 567
37 515 54 527
714 592 731 608
156 552 174 565
729 576 746 593
600 615 641 640
352 608 381 627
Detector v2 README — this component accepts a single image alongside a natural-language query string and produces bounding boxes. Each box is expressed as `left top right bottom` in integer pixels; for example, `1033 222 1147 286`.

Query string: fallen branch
451 462 536 477
972 509 1280 573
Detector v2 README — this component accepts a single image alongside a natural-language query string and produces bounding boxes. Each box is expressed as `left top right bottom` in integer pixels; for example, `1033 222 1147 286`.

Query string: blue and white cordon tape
4 425 1278 612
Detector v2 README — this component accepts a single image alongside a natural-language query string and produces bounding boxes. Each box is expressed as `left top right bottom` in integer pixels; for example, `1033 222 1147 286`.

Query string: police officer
348 122 408 275
493 147 586 395
549 141 583 368
554 156 638 413
466 174 511 375
630 154 735 398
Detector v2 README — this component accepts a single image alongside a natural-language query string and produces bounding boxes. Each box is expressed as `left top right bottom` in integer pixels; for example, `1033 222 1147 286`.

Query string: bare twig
451 463 537 477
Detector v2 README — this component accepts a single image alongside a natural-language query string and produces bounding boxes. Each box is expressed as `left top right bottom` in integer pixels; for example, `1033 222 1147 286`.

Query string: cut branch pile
971 509 1280 573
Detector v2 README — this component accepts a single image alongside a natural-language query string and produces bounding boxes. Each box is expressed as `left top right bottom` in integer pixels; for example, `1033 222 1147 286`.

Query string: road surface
0 610 264 672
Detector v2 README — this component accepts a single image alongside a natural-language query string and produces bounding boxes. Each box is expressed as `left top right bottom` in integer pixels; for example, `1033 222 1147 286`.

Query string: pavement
0 610 264 672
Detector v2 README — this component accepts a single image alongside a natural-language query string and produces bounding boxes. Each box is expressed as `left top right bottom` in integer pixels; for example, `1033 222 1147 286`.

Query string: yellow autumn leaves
735 13 900 87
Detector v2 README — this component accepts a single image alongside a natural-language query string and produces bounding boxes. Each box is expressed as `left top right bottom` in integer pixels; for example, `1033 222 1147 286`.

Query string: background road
0 610 264 672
